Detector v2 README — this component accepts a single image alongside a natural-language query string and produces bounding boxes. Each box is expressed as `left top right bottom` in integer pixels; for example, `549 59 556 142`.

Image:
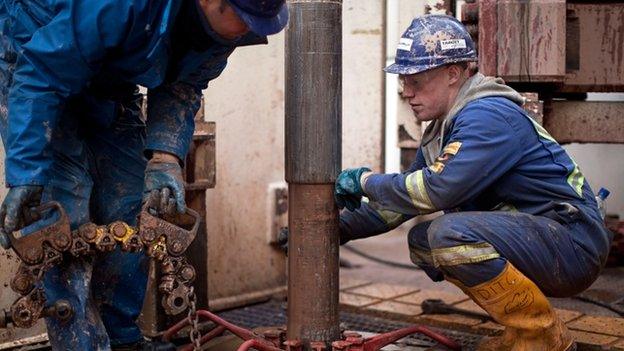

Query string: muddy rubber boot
446 263 575 351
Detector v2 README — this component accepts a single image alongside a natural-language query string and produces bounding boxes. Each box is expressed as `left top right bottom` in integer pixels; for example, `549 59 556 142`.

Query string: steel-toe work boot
447 262 575 351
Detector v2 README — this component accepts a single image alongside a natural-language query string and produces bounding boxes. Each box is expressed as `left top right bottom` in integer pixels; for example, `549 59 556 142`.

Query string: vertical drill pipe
287 185 340 344
285 0 342 347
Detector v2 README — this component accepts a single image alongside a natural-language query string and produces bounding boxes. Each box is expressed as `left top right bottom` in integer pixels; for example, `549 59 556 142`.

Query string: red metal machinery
461 0 624 144
163 309 462 351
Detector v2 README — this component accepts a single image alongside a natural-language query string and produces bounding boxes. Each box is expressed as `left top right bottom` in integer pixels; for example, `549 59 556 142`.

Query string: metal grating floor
0 300 482 350
219 300 482 350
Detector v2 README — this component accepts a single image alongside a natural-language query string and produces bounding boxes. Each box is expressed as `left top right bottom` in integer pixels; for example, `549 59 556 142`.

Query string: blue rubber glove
143 153 186 216
334 167 371 211
0 185 43 249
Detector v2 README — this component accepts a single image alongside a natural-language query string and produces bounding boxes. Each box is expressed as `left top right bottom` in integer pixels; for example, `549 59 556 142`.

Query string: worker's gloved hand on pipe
334 167 372 211
143 152 186 216
0 185 43 249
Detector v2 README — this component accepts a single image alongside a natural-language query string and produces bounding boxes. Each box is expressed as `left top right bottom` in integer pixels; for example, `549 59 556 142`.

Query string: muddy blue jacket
4 0 265 187
341 97 611 257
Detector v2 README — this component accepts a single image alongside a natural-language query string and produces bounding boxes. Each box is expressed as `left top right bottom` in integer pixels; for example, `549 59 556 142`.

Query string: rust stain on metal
477 0 498 76
287 184 340 345
0 333 47 350
496 0 566 82
185 121 216 190
563 3 624 92
543 101 624 144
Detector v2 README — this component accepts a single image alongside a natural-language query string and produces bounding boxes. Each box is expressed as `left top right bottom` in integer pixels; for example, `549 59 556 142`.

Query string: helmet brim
384 57 477 75
230 2 289 36
384 63 428 75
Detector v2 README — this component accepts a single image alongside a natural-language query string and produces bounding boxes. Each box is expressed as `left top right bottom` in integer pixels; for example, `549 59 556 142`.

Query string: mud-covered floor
339 221 624 318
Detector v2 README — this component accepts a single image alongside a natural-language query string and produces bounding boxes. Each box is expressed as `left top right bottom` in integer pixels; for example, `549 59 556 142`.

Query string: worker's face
399 65 464 122
199 0 250 40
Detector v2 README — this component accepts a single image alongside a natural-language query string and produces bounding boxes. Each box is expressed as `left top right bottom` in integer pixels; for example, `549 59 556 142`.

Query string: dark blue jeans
408 209 609 297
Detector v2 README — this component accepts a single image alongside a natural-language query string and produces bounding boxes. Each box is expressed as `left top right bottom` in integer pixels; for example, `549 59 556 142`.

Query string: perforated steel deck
219 300 482 350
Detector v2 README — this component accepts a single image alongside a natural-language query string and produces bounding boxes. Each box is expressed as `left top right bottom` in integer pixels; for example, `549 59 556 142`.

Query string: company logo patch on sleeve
397 37 414 51
429 142 462 174
440 39 467 51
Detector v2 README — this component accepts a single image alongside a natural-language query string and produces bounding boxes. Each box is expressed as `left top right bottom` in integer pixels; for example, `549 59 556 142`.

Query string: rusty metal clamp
7 202 71 265
0 200 205 331
109 221 143 252
139 205 201 258
10 288 46 329
1 299 74 330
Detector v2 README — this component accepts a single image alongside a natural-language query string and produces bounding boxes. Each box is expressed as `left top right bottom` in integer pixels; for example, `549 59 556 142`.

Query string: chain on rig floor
1 300 483 350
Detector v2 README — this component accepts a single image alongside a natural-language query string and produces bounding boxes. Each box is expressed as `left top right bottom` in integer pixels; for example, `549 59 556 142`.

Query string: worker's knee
426 213 474 249
407 220 432 250
408 221 445 281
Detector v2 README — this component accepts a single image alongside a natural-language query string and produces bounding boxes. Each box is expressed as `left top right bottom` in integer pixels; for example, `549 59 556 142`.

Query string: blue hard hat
385 15 477 75
228 0 289 36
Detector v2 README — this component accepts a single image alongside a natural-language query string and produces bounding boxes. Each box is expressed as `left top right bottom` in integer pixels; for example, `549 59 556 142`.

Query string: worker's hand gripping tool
0 202 73 328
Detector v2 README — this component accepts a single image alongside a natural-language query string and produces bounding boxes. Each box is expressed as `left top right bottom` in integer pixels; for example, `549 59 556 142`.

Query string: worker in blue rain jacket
335 15 611 351
0 0 288 349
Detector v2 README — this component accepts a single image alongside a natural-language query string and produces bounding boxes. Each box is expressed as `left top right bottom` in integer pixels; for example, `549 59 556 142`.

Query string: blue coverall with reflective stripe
0 0 264 348
341 96 612 296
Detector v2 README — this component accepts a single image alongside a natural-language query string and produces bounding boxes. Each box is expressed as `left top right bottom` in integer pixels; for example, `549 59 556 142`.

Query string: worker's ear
446 64 463 86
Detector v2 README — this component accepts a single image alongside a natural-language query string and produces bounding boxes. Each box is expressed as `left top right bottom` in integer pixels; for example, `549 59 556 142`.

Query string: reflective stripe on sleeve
566 164 585 197
405 170 436 212
377 209 404 227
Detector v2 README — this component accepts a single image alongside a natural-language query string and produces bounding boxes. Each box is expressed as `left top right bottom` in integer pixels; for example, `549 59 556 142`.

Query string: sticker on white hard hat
440 39 466 51
397 37 413 51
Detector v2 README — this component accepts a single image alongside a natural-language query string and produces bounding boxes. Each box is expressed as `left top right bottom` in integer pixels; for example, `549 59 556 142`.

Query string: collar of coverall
419 72 525 166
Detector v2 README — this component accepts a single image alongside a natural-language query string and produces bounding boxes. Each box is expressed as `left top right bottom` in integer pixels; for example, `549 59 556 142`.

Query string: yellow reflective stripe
377 209 404 227
429 142 462 175
367 200 404 227
432 243 500 267
566 163 585 197
529 119 556 142
443 141 462 155
429 161 445 174
405 170 436 212
409 246 434 266
528 117 585 198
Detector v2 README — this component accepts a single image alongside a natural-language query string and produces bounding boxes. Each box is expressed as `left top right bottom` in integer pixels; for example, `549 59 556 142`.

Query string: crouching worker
335 15 612 351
